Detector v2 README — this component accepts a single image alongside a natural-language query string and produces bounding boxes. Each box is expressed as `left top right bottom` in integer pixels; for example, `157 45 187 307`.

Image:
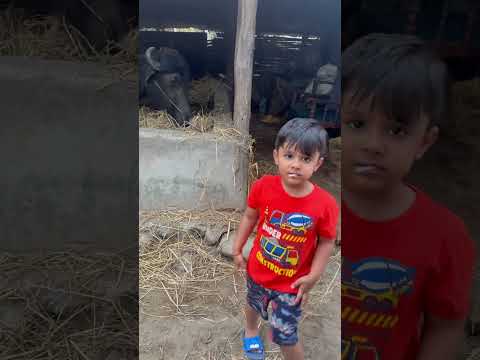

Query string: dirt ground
139 252 340 360
139 118 342 360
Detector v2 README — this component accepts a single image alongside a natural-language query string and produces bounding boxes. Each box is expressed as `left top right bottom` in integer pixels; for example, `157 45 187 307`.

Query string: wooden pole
233 0 258 134
225 0 238 112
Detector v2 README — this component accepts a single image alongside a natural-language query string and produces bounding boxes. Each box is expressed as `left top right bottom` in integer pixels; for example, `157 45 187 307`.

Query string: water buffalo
139 46 192 126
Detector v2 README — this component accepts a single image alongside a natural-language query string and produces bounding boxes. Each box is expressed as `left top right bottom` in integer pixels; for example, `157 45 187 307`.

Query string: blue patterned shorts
246 275 302 346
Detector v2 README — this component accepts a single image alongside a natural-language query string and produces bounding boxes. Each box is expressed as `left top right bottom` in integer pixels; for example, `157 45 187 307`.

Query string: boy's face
273 144 323 187
342 94 439 195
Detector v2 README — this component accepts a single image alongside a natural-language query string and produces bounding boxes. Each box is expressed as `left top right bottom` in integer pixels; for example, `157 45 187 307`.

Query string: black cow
139 46 192 126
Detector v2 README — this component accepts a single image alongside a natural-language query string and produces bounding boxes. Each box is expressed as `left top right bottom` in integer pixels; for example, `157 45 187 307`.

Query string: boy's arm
418 217 475 359
232 206 259 258
309 237 336 281
416 314 465 360
292 237 335 304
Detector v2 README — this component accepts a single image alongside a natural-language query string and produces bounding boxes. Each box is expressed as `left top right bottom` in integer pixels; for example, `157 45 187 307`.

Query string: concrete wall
0 57 138 252
139 128 249 211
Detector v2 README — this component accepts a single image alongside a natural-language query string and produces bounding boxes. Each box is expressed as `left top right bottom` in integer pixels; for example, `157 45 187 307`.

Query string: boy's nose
290 158 301 169
363 128 386 155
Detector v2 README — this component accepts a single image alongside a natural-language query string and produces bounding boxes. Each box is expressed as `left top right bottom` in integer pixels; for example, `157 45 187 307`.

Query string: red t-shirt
341 186 476 360
246 175 339 294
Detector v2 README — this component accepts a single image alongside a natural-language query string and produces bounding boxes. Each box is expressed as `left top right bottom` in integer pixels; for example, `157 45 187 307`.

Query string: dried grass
139 107 236 135
139 209 340 320
189 75 231 112
139 209 242 318
189 112 215 132
140 208 243 233
139 107 178 129
0 11 136 81
0 250 137 359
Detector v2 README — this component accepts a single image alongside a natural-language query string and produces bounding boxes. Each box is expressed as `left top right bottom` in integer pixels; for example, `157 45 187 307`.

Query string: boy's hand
291 274 319 306
233 253 246 271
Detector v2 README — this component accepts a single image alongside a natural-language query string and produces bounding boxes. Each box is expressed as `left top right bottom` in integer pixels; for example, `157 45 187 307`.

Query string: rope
153 80 184 126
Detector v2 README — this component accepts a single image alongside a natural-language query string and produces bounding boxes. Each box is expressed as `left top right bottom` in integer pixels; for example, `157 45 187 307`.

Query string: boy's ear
415 125 439 160
314 155 324 171
273 149 279 165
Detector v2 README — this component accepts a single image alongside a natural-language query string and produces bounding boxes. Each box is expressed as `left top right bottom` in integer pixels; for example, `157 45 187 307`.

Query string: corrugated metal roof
140 0 340 36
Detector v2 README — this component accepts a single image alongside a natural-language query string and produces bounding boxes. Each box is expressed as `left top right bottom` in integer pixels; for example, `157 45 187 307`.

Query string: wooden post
225 0 238 112
405 0 421 34
465 0 479 50
233 0 258 134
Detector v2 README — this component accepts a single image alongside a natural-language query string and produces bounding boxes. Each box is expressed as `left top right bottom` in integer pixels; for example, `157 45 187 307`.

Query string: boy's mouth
353 163 386 175
287 172 302 178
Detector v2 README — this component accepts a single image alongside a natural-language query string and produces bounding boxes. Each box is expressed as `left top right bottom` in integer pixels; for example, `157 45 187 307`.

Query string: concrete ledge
139 128 249 211
0 56 137 251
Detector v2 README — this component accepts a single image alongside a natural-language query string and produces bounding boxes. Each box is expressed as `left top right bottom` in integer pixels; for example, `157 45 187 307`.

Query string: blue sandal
242 331 265 360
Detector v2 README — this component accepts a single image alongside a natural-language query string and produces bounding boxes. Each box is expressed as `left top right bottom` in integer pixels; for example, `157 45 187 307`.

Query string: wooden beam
233 0 258 134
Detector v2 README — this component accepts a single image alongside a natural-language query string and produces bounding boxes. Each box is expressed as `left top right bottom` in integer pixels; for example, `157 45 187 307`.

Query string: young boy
232 118 339 360
341 33 476 359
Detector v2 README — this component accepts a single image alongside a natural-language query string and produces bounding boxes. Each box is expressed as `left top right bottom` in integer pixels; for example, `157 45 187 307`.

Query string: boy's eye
347 120 364 129
284 153 293 159
389 125 407 136
303 157 311 163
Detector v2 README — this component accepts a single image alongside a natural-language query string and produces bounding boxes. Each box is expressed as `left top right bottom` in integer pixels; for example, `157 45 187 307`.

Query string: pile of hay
0 250 137 359
139 107 178 129
139 109 250 148
139 209 242 317
249 159 277 181
0 11 137 80
139 107 235 134
189 75 232 113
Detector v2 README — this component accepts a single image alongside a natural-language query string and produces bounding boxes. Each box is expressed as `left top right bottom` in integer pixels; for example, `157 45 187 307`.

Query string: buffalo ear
145 46 162 71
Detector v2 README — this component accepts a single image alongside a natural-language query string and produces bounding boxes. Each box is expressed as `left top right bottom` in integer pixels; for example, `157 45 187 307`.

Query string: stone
185 222 207 239
139 232 155 252
219 231 256 259
242 233 256 260
172 250 194 274
204 224 227 246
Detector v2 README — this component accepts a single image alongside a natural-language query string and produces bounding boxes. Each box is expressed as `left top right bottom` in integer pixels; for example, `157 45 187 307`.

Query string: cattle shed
140 0 341 133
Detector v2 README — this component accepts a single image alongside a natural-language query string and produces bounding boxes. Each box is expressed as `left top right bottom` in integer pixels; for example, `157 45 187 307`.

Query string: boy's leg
245 275 270 337
280 343 304 360
245 303 261 337
270 292 304 360
243 276 270 358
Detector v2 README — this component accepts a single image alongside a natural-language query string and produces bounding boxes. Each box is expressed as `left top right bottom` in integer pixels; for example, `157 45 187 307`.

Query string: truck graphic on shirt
342 257 415 310
342 337 379 360
260 235 299 267
269 211 312 235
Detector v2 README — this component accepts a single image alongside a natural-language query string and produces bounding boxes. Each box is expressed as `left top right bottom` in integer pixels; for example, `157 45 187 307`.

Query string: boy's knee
279 341 304 360
272 332 299 346
270 313 300 346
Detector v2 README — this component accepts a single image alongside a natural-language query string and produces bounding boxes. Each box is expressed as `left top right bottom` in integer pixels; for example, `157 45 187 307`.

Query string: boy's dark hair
342 33 450 128
274 118 328 157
